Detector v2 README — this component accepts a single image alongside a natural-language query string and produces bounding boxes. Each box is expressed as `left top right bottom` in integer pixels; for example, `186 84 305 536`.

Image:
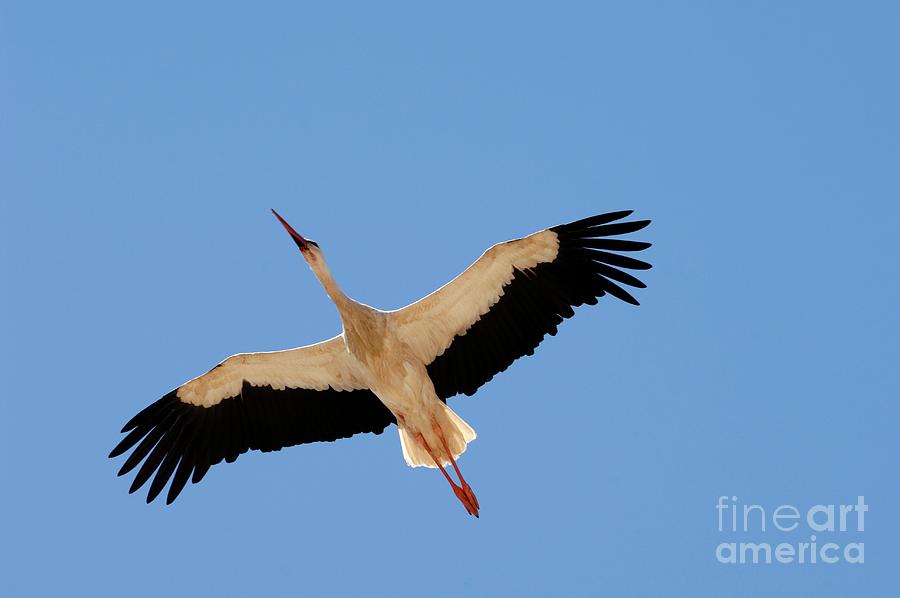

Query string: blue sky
2 2 898 596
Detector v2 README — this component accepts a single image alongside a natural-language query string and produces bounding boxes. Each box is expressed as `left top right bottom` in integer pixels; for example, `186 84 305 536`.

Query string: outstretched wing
109 335 394 504
391 211 651 400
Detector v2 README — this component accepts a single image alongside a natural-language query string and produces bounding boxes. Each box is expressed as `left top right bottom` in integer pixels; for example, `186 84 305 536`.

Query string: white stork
110 210 651 516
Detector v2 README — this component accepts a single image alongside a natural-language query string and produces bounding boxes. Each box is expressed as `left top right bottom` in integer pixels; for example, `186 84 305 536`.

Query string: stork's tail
399 403 476 468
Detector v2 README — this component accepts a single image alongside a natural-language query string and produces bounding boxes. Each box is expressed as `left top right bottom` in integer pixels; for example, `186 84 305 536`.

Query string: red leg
416 432 479 517
431 421 480 512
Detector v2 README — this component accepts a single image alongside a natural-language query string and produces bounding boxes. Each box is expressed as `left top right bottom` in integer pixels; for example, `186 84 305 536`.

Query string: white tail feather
399 404 476 468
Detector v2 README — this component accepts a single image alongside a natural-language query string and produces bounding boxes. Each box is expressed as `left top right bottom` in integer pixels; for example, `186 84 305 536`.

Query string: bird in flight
110 209 651 516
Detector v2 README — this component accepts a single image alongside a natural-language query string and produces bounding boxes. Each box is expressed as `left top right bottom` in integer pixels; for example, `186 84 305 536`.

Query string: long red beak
271 209 309 251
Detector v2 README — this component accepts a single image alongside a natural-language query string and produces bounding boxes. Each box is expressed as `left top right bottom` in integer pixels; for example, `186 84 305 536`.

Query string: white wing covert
391 211 652 400
109 336 394 504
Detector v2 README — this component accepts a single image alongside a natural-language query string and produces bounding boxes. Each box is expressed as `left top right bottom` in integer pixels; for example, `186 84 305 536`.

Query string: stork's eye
309 240 319 248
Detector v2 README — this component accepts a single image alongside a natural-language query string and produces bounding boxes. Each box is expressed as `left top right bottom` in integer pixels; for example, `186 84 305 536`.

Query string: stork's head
271 209 322 265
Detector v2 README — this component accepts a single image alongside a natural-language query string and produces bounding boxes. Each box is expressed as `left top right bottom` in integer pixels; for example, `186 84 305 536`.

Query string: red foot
416 428 480 518
453 484 480 517
462 481 479 511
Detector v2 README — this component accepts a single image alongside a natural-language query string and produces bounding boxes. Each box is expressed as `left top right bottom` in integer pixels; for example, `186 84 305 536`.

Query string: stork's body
111 210 651 516
346 306 480 513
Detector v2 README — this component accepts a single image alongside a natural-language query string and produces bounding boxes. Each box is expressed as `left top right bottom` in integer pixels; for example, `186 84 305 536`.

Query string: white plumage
391 230 560 365
110 209 651 516
176 336 365 407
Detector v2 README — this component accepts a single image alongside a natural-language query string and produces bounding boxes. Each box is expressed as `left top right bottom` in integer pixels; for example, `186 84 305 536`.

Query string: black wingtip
631 219 651 231
612 287 641 306
552 210 634 231
552 213 652 239
120 390 178 433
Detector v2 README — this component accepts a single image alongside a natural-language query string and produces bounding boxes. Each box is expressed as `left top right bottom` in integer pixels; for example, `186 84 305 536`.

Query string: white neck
307 252 355 315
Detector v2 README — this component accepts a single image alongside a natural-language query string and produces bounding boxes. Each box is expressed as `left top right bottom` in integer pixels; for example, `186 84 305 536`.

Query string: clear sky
2 2 898 596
